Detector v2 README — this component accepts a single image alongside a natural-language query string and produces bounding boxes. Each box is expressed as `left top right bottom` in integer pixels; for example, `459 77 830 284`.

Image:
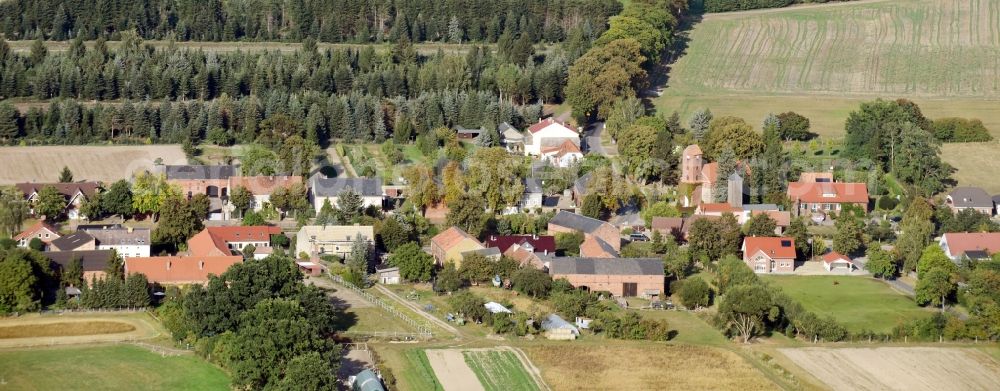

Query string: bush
932 117 993 142
678 277 712 309
877 195 898 210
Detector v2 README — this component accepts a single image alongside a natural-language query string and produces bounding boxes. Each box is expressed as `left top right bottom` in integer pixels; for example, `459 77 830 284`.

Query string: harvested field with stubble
523 343 775 390
657 0 1000 138
0 145 187 184
780 347 1000 391
0 312 163 348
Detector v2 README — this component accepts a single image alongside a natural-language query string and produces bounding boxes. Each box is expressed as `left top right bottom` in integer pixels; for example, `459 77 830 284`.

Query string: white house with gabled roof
523 118 580 157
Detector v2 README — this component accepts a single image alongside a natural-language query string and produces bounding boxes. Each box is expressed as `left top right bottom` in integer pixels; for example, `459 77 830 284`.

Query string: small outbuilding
822 252 855 272
351 369 386 391
376 267 401 285
540 314 579 340
484 301 513 314
295 261 326 276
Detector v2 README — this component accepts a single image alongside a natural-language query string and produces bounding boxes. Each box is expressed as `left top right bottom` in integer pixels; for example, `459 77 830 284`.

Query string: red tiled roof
527 118 573 134
485 235 556 253
188 226 282 256
504 244 545 269
125 256 242 284
742 236 797 260
698 203 742 214
787 182 869 204
232 176 302 195
431 227 481 252
822 251 852 264
941 232 1000 257
651 217 683 232
700 162 718 183
540 140 582 157
752 210 791 227
14 221 60 242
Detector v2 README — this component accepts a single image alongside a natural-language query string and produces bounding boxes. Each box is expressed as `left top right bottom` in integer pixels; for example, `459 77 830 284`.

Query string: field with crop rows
463 350 541 391
657 0 1000 138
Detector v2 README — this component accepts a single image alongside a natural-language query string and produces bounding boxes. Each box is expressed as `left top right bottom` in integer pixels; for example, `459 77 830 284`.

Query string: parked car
629 233 649 242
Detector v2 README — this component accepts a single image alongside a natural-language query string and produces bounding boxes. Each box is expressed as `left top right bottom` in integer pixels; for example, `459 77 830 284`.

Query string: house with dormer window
742 236 797 273
787 173 868 219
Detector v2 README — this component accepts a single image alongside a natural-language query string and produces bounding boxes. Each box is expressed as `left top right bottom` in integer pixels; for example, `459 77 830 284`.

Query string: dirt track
425 349 485 391
0 145 186 184
780 347 1000 391
0 312 163 349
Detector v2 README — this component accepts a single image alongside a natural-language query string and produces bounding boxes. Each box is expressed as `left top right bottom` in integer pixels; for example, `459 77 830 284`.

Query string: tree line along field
657 0 1000 139
5 39 557 55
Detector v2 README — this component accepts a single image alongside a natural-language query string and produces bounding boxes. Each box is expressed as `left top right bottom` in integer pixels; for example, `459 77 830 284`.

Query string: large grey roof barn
548 257 664 276
164 165 237 180
312 177 383 197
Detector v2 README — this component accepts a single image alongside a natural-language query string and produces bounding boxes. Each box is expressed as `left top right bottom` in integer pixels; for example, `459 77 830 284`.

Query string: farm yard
0 344 230 390
780 347 1000 391
761 275 933 333
657 0 1000 138
0 145 187 185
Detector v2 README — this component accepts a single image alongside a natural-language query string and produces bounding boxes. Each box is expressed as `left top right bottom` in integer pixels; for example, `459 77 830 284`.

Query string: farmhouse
946 187 994 215
548 211 621 253
295 225 375 260
44 250 115 285
15 182 100 220
311 177 384 211
742 236 797 273
49 231 96 252
231 175 303 211
187 226 283 259
523 118 580 157
787 181 869 219
485 234 555 254
430 227 485 267
14 221 61 248
81 226 151 258
822 252 856 272
503 243 547 270
125 256 243 285
539 139 583 168
548 257 664 298
939 232 1000 261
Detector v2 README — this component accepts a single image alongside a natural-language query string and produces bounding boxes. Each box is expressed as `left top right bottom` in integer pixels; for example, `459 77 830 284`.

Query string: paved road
373 285 462 337
584 122 613 157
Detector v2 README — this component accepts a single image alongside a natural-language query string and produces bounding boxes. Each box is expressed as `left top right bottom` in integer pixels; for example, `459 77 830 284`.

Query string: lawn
522 342 775 390
655 0 1000 138
463 350 540 391
0 345 230 390
761 275 934 333
634 309 729 346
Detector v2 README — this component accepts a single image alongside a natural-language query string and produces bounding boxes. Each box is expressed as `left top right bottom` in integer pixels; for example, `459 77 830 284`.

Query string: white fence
326 274 433 339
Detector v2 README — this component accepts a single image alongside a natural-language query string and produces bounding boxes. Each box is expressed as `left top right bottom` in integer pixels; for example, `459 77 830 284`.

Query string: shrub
932 117 993 142
877 195 898 210
678 277 712 309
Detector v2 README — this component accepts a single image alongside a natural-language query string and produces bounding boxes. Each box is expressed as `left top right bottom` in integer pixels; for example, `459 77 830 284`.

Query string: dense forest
0 0 621 43
0 33 570 145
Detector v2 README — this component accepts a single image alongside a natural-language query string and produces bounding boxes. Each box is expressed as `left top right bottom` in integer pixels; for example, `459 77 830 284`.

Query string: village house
742 236 797 273
14 221 61 248
939 232 1000 261
540 139 583 168
548 211 621 254
45 250 115 285
294 225 375 260
310 177 384 211
499 122 523 153
164 165 238 220
505 179 543 214
571 172 591 207
429 227 485 267
125 256 243 285
15 182 101 220
485 234 556 255
80 225 151 258
548 257 664 298
787 173 869 219
946 187 995 215
523 118 580 157
187 226 283 260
